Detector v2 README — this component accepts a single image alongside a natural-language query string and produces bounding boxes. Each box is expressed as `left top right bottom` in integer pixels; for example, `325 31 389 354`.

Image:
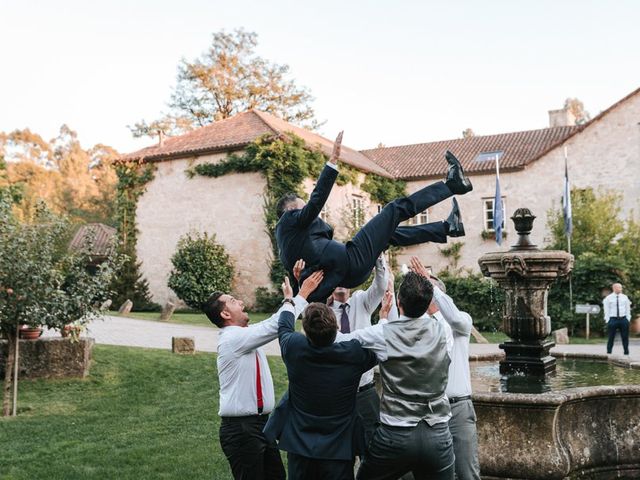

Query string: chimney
548 108 576 128
158 130 165 147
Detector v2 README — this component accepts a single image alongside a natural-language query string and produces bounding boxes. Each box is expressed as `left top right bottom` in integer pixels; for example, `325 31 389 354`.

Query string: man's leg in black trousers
390 222 448 247
220 417 285 480
607 319 618 354
345 182 452 285
621 319 630 354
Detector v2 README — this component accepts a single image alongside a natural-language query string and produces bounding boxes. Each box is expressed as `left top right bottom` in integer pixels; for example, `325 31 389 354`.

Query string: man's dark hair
398 272 434 318
202 292 226 328
276 193 299 218
302 302 338 347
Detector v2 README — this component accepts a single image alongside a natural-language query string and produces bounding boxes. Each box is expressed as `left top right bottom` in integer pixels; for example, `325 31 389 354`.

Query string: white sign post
575 304 601 340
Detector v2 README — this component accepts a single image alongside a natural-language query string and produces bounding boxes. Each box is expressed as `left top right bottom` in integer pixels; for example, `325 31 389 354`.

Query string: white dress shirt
432 287 473 398
603 292 632 322
330 257 388 388
217 295 307 417
337 312 453 426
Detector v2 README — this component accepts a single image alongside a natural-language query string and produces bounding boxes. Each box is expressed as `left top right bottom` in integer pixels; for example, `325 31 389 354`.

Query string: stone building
121 88 640 307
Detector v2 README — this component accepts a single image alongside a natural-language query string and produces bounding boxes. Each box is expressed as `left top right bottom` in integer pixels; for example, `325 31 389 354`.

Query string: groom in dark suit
263 277 378 480
275 132 471 302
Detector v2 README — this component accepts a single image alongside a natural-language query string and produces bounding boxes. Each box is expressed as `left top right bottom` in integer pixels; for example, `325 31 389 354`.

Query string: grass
0 345 290 480
472 330 611 344
108 310 270 328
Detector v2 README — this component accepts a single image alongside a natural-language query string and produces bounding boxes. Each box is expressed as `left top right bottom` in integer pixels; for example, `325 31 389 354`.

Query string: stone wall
0 337 94 379
137 155 376 308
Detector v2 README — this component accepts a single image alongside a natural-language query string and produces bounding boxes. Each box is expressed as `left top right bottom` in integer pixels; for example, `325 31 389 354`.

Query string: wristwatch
282 298 295 307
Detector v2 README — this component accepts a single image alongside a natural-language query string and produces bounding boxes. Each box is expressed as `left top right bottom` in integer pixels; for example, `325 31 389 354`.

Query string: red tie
255 353 264 413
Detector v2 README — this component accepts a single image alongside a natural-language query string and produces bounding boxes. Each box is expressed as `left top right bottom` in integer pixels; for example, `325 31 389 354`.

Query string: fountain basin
474 384 640 479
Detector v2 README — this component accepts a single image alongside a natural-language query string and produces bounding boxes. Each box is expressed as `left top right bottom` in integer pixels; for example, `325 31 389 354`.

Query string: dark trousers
607 317 630 354
449 400 481 480
356 385 381 451
287 452 354 480
357 421 455 480
344 181 452 287
219 415 285 480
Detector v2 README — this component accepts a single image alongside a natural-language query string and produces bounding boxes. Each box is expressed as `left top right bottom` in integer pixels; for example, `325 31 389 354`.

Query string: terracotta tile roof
363 86 640 180
361 126 581 180
119 110 392 177
69 223 116 258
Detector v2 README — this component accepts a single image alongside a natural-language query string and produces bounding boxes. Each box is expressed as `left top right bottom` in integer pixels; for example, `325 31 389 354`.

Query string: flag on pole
562 147 573 237
493 156 504 245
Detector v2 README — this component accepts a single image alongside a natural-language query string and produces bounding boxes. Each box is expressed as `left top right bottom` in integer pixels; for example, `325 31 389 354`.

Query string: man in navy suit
263 277 378 480
275 132 472 302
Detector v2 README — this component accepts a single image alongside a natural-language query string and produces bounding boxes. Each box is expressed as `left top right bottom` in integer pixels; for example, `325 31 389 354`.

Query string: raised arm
294 132 342 228
432 287 472 336
361 255 389 313
278 271 324 355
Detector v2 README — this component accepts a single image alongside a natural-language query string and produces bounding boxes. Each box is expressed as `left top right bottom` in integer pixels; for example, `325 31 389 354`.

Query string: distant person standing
603 283 632 355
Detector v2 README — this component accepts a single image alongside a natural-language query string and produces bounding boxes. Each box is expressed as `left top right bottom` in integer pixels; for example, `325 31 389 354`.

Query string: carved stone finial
511 208 538 250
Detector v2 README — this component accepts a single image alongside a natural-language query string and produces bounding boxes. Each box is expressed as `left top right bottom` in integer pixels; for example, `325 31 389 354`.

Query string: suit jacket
263 309 378 460
275 164 348 301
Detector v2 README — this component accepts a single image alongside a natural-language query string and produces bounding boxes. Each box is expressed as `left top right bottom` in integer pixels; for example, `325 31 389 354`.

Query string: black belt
449 395 472 404
221 414 268 422
358 382 376 393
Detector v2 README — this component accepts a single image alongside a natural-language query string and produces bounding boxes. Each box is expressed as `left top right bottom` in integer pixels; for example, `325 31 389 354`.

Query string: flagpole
565 146 573 311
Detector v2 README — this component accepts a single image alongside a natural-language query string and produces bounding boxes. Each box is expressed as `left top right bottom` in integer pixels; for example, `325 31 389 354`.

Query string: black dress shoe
444 150 473 194
446 198 465 237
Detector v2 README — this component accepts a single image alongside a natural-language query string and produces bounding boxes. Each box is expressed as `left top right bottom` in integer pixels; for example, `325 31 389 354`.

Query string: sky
1 0 639 154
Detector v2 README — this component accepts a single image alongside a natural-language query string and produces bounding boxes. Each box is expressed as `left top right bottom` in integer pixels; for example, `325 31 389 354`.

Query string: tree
0 198 120 416
564 97 591 125
129 29 319 138
0 126 118 225
546 188 639 333
462 128 475 138
168 232 234 309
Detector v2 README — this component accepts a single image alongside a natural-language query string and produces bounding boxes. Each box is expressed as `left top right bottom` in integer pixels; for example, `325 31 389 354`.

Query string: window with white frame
483 197 506 231
352 196 365 228
402 209 429 226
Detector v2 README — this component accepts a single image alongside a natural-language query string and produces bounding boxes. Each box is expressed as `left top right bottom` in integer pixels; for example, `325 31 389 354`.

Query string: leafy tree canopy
130 29 319 139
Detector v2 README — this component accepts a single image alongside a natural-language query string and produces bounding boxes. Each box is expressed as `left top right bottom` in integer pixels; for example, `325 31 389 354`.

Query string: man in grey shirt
338 272 455 480
411 257 480 480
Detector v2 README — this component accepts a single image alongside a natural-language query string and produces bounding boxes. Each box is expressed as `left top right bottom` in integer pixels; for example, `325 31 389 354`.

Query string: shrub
439 272 505 332
253 287 282 313
168 232 234 309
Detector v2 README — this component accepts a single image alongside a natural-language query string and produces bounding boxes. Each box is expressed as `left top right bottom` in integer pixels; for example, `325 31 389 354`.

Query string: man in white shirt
294 255 388 449
338 272 455 480
202 271 323 480
603 283 632 355
410 257 480 480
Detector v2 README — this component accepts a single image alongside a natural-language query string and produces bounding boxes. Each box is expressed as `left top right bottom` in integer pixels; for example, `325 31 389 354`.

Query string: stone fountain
472 208 640 479
478 208 573 375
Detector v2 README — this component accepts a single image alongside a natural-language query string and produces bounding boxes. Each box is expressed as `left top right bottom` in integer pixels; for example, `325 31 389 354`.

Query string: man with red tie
203 271 323 480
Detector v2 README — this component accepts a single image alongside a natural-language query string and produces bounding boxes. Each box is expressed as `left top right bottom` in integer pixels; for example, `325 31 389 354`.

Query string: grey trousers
449 400 480 480
356 420 455 480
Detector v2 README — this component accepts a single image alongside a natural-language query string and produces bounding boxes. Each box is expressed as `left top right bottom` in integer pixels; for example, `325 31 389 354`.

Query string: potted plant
61 322 84 341
19 324 43 340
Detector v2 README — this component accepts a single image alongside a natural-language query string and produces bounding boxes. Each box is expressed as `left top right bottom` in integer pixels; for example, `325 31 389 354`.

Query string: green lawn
0 345 289 480
108 310 270 328
472 331 610 345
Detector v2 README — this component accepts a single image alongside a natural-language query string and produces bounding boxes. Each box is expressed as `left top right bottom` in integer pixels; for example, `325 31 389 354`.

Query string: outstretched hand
281 276 294 300
410 256 430 279
293 259 305 282
299 270 324 300
329 131 343 165
380 289 394 320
